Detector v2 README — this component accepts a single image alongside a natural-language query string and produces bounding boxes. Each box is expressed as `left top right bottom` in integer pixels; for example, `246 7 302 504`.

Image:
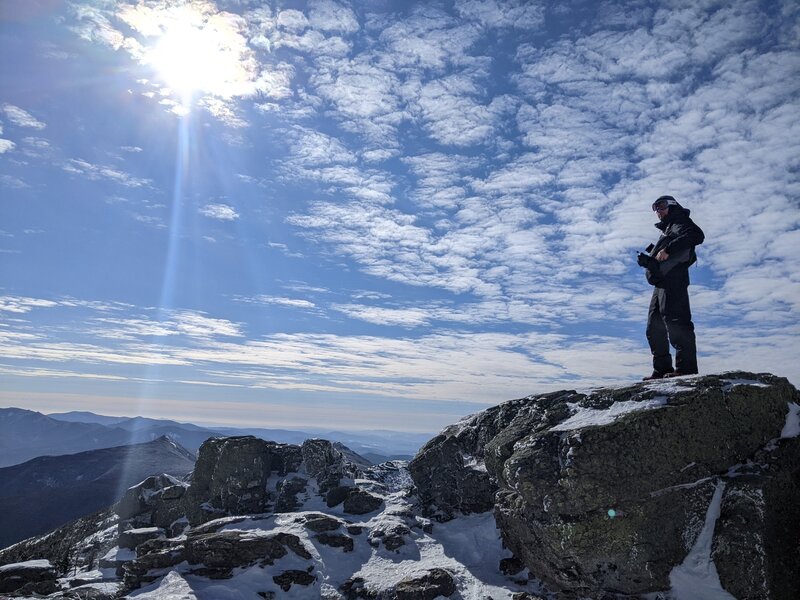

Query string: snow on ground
130 570 198 599
102 545 137 562
148 481 543 599
781 402 800 438
668 480 736 600
641 378 697 395
70 581 122 595
721 378 770 392
0 559 52 572
550 397 668 431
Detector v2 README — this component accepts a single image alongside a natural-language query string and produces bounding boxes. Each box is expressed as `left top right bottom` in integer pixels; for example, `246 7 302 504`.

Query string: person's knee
664 314 692 328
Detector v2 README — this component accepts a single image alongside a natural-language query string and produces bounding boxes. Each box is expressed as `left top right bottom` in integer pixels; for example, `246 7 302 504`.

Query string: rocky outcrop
0 559 57 595
275 475 308 512
343 488 384 514
115 474 186 521
273 568 316 591
118 527 164 550
712 436 800 599
395 568 456 599
410 371 800 598
5 371 796 599
409 391 572 519
119 528 313 591
183 436 276 525
368 520 411 551
301 438 369 494
0 508 118 581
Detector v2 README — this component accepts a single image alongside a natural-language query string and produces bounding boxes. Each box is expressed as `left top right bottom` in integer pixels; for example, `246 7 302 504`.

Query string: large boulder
301 439 369 494
493 373 797 596
0 559 58 595
395 568 456 599
184 530 291 569
343 489 384 515
410 371 800 597
115 474 186 521
275 475 308 512
409 391 572 519
712 437 800 600
183 435 304 526
183 436 288 525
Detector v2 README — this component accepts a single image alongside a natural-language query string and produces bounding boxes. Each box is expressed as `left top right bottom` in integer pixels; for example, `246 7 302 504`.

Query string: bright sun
145 20 251 103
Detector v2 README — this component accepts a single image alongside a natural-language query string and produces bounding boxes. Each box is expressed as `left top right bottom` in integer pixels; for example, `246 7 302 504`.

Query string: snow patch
550 397 668 431
650 477 713 498
461 453 487 472
722 378 770 392
102 546 136 562
669 480 736 600
781 402 800 438
0 559 52 572
129 570 197 599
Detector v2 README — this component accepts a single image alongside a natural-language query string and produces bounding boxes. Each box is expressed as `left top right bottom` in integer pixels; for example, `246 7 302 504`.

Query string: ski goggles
652 198 672 212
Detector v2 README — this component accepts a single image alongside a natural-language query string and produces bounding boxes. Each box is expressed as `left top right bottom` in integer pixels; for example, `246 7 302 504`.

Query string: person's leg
662 283 698 373
646 288 673 374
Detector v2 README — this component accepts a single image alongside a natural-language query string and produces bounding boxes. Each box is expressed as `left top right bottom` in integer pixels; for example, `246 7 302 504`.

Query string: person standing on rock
637 195 705 380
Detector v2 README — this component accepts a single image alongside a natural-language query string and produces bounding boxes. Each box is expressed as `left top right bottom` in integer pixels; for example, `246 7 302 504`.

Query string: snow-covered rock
410 370 800 598
2 371 797 599
0 558 57 595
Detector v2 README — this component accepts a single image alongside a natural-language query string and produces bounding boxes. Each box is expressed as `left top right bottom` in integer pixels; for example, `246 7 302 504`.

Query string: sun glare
145 20 250 103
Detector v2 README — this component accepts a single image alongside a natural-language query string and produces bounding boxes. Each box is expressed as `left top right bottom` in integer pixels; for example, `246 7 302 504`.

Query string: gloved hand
637 252 651 268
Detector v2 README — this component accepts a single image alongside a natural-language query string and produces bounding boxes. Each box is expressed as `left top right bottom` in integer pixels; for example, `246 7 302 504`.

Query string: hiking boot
663 370 698 378
642 370 673 381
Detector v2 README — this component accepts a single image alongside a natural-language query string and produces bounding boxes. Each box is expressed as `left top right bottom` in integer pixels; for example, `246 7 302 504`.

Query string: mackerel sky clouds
1 0 798 432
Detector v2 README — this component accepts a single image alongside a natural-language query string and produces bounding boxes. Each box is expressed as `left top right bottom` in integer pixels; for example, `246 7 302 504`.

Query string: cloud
331 304 432 327
2 104 46 129
403 152 481 210
0 365 133 382
276 9 309 31
286 125 356 166
20 136 51 158
91 310 243 341
311 58 404 144
308 0 359 34
199 203 239 221
133 214 166 228
172 311 243 338
237 295 317 309
415 75 516 146
455 0 546 30
0 139 15 153
377 7 481 71
0 296 59 313
62 158 151 187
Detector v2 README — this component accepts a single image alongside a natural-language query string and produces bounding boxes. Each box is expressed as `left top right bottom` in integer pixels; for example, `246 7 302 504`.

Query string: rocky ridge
0 436 196 549
410 371 800 598
0 371 798 599
1 435 530 599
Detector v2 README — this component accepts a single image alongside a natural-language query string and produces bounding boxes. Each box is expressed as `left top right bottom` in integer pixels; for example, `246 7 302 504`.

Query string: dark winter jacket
645 205 705 287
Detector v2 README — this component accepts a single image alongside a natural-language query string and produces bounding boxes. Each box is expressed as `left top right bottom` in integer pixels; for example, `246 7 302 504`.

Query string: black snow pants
646 279 698 374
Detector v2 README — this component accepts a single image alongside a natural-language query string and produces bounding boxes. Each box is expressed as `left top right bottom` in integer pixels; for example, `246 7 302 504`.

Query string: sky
0 0 798 433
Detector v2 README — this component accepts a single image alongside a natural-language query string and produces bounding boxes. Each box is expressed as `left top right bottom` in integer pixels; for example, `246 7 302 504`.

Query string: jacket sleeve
665 219 704 254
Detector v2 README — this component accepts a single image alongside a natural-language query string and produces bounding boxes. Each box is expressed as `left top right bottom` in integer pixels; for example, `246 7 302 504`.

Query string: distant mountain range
0 405 431 548
0 407 432 468
0 436 195 549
